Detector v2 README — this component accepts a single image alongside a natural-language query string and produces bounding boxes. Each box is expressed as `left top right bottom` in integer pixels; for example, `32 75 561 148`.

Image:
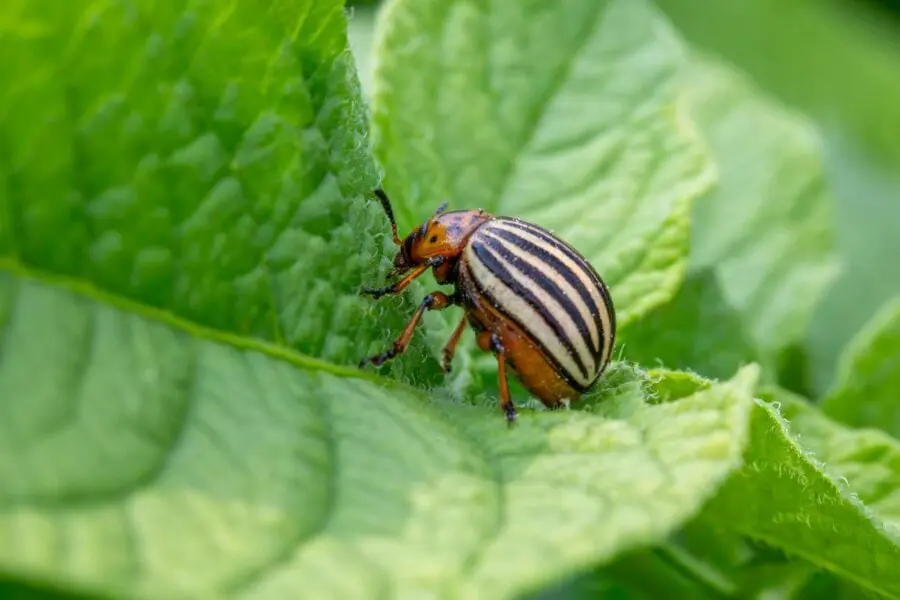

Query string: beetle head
371 188 492 278
386 217 441 276
373 188 451 276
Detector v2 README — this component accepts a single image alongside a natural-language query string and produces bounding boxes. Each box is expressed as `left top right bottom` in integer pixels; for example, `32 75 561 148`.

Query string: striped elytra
461 217 615 390
360 188 616 425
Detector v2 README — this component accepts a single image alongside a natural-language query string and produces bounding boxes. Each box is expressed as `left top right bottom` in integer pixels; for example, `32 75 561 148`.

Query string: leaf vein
493 3 609 210
221 387 339 595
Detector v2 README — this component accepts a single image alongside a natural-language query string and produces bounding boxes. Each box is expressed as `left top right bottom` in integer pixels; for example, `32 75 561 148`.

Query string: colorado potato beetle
360 188 616 423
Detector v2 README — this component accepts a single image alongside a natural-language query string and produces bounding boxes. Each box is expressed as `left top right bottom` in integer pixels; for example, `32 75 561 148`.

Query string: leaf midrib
0 258 408 392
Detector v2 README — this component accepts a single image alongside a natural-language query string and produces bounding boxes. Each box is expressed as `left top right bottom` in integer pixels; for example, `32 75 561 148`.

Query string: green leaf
347 5 378 96
794 571 880 600
0 0 443 386
673 526 818 600
735 562 820 600
630 507 822 600
805 141 900 397
771 387 900 530
370 0 715 329
702 398 900 598
820 296 900 439
0 273 756 600
684 56 840 361
653 0 900 168
622 54 840 383
517 484 823 600
603 544 740 599
639 370 900 597
620 269 757 380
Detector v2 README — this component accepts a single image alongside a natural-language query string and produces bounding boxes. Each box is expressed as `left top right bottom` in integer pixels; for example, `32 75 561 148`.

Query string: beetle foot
504 403 518 427
359 343 401 368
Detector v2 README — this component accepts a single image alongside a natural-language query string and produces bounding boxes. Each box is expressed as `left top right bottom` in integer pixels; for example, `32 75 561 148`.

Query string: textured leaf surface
524 367 900 600
0 274 755 600
637 370 900 598
703 399 900 598
0 0 442 386
772 387 900 529
371 0 714 329
6 1 896 599
821 296 900 438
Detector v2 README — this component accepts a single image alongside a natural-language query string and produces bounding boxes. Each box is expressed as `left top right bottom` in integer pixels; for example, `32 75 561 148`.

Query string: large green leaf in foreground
538 371 900 600
4 0 900 598
371 0 715 329
0 0 755 598
0 274 756 599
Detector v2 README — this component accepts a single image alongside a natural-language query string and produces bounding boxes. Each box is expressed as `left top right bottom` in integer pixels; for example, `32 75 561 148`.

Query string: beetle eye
429 235 438 243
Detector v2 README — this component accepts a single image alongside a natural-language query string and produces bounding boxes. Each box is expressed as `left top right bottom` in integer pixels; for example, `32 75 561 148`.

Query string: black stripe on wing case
470 241 591 382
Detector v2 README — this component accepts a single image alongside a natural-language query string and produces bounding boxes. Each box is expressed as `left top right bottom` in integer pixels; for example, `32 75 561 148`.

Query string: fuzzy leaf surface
772 387 900 530
704 399 900 598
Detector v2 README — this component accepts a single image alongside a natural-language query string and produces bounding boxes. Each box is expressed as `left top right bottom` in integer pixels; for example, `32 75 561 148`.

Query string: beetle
359 187 616 424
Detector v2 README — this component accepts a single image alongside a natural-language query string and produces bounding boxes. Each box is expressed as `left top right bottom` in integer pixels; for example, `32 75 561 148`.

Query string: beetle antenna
433 201 448 217
373 187 402 246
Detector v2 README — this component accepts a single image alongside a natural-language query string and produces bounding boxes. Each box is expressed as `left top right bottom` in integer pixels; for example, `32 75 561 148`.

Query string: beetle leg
492 334 517 425
361 264 428 299
360 291 455 368
440 316 469 373
475 330 493 352
477 331 516 424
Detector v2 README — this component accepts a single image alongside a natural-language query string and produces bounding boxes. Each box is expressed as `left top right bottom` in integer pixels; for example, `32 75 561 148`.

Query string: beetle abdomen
462 217 616 391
